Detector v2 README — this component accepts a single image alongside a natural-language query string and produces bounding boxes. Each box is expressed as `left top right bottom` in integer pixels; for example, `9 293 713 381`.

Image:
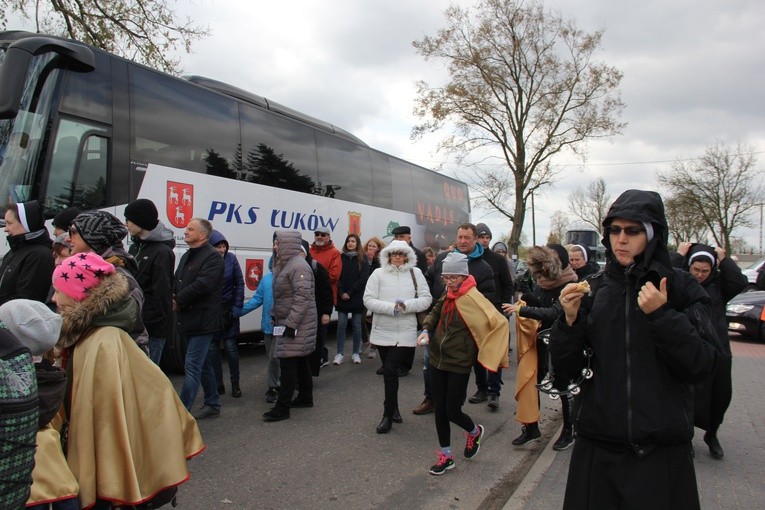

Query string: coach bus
0 30 470 371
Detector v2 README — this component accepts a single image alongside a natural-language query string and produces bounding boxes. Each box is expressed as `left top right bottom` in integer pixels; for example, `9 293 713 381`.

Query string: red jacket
310 241 342 304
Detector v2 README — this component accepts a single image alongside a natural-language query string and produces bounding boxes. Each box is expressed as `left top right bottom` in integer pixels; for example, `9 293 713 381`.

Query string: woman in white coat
364 240 432 433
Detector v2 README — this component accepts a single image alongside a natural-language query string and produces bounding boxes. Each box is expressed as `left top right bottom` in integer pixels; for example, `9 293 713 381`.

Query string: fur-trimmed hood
378 240 416 273
57 271 137 349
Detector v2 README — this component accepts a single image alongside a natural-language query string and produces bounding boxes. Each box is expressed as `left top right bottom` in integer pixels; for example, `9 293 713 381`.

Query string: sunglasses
607 225 645 236
314 232 328 237
68 227 79 236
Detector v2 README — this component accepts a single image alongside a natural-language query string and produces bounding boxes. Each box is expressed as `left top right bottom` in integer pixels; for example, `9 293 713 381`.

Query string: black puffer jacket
550 190 718 449
336 251 369 313
0 231 54 305
174 243 224 335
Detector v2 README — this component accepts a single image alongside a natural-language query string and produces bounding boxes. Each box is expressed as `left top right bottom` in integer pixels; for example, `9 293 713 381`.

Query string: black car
726 290 765 341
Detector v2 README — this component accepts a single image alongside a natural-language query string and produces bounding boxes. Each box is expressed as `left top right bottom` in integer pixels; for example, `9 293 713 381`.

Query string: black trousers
695 356 732 433
276 355 312 411
377 345 413 415
563 436 700 510
429 365 475 448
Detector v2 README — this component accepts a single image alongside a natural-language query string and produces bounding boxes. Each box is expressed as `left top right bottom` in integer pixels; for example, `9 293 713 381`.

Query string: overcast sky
12 0 765 250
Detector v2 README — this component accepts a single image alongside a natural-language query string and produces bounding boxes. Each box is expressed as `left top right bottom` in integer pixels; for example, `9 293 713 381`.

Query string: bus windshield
0 48 59 207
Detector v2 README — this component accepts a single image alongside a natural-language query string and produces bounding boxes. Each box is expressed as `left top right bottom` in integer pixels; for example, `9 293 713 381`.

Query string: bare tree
567 177 610 232
412 0 625 255
2 0 208 74
657 141 762 251
548 210 570 244
664 192 709 246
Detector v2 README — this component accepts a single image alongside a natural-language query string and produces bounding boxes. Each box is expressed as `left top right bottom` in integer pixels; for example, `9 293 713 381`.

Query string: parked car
727 290 765 341
741 256 765 288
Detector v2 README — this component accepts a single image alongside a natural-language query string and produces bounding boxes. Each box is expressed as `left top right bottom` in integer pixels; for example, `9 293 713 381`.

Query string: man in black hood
550 190 719 510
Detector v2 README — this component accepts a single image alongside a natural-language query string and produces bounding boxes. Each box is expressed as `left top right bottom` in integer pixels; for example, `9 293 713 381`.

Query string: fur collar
57 272 132 349
378 240 416 272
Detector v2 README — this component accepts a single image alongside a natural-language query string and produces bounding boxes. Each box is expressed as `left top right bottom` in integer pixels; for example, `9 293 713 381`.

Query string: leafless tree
548 210 570 244
567 177 610 233
657 141 762 251
664 192 709 246
1 0 208 74
412 0 625 255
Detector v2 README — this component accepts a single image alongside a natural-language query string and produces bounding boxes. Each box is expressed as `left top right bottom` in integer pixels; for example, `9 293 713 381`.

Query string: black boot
704 431 724 459
392 408 403 424
263 407 290 422
231 381 242 398
376 415 392 434
217 382 225 395
512 422 541 446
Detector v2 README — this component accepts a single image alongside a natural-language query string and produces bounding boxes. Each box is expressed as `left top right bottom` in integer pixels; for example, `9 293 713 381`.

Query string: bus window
390 158 415 214
370 151 392 210
59 49 112 123
44 118 109 212
129 65 238 176
240 104 318 193
316 131 372 203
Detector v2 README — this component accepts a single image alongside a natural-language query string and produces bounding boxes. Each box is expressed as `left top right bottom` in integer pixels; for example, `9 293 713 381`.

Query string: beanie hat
15 200 45 232
442 252 469 276
547 243 570 269
475 223 492 238
124 199 159 231
52 252 116 301
492 241 508 253
52 207 81 231
0 300 61 355
72 210 128 254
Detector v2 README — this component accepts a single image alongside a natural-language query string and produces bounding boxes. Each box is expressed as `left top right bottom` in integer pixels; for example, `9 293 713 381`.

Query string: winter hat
300 239 310 255
547 243 570 269
52 207 81 231
442 252 469 276
15 200 45 232
314 226 331 235
0 300 61 355
476 223 492 238
52 252 116 301
124 199 159 231
687 244 717 268
391 225 411 236
492 241 508 253
72 210 128 254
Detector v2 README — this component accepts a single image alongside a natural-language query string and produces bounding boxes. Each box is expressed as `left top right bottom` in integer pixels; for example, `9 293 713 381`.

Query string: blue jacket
240 272 274 334
209 230 244 337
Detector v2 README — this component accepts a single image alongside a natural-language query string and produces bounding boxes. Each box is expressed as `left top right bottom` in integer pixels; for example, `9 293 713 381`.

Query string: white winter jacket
363 240 432 347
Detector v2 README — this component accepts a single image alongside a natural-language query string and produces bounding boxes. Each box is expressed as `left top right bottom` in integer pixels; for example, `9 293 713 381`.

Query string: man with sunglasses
550 189 719 510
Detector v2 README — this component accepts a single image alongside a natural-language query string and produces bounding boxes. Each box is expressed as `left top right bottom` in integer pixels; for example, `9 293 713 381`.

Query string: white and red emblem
166 181 193 228
245 259 264 291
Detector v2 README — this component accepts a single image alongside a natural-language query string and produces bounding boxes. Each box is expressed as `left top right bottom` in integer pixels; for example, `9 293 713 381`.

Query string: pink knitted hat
52 252 116 301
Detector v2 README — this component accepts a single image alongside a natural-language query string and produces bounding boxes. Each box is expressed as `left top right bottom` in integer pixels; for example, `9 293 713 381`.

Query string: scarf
535 266 578 290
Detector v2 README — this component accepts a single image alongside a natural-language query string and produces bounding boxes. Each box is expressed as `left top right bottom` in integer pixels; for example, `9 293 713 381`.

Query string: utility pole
531 189 536 246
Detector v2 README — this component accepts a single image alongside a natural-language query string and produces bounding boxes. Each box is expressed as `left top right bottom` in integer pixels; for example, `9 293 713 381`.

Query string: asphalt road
168 329 563 510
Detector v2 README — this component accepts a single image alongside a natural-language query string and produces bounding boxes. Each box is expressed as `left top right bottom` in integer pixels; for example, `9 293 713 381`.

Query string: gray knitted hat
0 300 61 355
442 252 469 276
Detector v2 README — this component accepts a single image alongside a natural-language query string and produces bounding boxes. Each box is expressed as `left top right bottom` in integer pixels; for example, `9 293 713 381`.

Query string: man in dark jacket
125 198 176 366
0 200 54 305
675 242 747 459
472 223 514 410
551 190 718 510
302 239 334 377
174 218 224 419
412 223 495 415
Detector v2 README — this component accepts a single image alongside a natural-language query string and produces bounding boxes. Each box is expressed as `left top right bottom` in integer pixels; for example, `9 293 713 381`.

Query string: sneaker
487 394 499 411
366 349 377 359
320 358 330 368
429 451 455 475
265 387 278 404
468 390 488 404
333 354 344 365
512 424 541 446
552 427 574 451
352 353 362 364
412 397 434 415
464 424 485 459
704 432 724 460
193 405 221 420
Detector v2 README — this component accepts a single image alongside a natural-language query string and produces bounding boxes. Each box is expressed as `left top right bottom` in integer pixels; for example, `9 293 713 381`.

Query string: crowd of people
0 188 747 509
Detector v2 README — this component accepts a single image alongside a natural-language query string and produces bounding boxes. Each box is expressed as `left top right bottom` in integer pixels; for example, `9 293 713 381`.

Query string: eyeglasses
68 227 79 237
314 232 328 237
389 252 406 257
441 275 463 282
606 225 645 236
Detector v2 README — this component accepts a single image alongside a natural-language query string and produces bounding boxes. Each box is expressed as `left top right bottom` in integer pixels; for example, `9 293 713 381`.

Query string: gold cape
515 302 541 424
455 287 510 371
27 419 79 505
67 326 205 509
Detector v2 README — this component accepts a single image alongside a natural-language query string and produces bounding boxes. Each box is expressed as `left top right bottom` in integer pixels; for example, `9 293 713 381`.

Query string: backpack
0 328 38 509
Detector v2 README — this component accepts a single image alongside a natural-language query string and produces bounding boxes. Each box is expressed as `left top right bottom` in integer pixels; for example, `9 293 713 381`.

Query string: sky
9 0 765 250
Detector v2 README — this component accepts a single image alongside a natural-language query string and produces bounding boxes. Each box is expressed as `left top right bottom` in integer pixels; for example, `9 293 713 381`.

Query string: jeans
377 345 413 415
148 336 166 366
336 311 363 356
474 363 503 396
263 333 281 388
210 334 241 384
179 333 220 410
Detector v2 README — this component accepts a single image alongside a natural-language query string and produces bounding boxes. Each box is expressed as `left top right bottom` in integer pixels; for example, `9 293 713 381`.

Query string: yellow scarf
515 301 541 424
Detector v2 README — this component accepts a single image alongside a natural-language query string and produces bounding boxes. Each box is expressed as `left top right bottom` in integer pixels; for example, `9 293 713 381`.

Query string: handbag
409 269 428 328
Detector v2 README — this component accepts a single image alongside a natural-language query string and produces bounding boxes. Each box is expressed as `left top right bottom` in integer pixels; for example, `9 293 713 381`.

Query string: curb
501 424 563 510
